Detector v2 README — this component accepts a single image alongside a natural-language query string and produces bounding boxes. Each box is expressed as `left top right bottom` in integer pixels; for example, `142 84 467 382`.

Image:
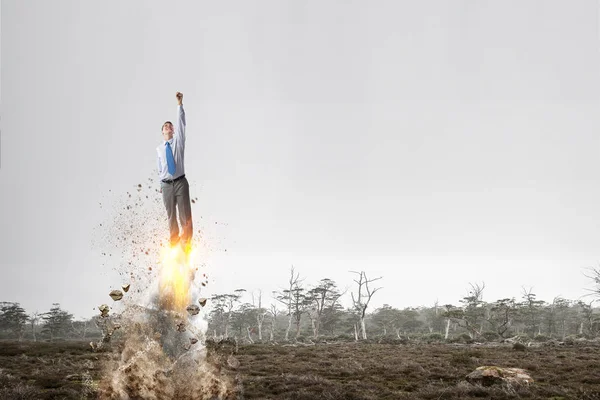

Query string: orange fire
158 243 197 312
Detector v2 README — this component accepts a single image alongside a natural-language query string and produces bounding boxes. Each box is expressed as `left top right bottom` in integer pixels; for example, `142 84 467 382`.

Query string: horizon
2 1 600 320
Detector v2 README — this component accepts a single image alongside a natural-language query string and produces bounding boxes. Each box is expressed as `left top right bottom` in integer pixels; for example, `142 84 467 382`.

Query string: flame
158 243 197 312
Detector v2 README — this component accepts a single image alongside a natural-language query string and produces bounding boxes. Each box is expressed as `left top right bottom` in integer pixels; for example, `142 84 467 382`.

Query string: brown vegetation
1 338 600 399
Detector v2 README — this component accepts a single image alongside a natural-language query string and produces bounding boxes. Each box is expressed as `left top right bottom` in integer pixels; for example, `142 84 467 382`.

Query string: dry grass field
1 338 600 399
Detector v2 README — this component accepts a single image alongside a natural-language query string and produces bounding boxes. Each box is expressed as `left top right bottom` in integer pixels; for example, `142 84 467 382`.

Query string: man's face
162 122 173 141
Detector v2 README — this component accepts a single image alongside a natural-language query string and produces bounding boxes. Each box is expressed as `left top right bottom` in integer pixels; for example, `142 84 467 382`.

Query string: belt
162 174 185 184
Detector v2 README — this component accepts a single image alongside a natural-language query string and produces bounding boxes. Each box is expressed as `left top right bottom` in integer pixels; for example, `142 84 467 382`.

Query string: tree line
205 268 600 343
0 302 102 341
2 268 599 343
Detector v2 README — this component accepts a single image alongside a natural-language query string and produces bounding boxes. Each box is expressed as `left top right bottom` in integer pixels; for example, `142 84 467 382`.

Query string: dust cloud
90 179 240 399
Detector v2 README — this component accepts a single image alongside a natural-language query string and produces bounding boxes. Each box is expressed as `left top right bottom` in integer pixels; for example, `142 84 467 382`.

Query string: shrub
333 334 355 342
0 382 38 400
315 335 336 343
35 375 63 389
447 333 474 344
426 333 444 342
295 335 307 343
450 352 473 365
533 334 549 342
377 336 408 345
563 335 576 345
481 331 500 342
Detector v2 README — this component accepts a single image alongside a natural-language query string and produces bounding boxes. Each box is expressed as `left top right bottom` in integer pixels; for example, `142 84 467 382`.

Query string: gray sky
2 0 600 319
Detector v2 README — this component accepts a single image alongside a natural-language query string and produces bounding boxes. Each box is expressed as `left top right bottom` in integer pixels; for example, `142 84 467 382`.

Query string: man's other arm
157 152 163 176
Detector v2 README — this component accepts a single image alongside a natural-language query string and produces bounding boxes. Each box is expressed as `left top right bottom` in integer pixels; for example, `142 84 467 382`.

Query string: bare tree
246 326 254 343
29 311 40 342
275 266 303 341
576 300 596 336
350 271 382 340
444 307 452 340
251 290 268 341
581 268 600 336
584 267 600 298
268 304 279 342
445 282 486 339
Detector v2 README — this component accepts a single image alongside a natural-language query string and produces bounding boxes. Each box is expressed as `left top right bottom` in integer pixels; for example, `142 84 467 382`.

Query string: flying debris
109 290 124 301
99 304 110 317
190 338 198 345
176 321 186 332
90 331 112 351
198 298 207 307
186 304 200 315
122 284 131 293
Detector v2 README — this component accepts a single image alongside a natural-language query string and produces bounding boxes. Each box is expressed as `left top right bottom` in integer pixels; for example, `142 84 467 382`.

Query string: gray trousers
161 176 193 247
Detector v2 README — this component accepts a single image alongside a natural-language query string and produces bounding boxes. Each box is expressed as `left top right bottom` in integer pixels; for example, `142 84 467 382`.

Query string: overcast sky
2 1 600 319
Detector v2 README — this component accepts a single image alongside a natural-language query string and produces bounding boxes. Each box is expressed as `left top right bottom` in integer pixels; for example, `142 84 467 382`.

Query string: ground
1 339 600 399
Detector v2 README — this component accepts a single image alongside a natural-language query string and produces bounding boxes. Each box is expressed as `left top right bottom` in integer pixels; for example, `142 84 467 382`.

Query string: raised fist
176 92 183 105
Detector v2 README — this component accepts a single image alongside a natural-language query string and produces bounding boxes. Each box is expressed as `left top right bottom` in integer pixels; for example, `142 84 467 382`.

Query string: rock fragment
227 355 240 369
99 304 110 317
109 290 124 301
466 366 533 387
186 304 200 315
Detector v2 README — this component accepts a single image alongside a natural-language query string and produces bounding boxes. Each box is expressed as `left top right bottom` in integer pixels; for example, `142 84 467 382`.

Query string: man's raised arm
175 91 186 143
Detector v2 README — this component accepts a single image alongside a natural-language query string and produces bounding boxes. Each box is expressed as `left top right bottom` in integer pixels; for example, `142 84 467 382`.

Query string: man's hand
176 92 183 106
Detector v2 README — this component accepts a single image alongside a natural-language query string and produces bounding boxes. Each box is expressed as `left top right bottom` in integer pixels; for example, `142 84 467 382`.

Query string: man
157 92 193 250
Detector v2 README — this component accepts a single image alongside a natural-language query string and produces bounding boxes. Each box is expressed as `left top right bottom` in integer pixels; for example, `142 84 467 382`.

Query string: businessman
157 92 193 251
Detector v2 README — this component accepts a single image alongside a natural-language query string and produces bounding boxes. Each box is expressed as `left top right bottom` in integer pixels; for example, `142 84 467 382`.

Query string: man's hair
162 121 173 132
